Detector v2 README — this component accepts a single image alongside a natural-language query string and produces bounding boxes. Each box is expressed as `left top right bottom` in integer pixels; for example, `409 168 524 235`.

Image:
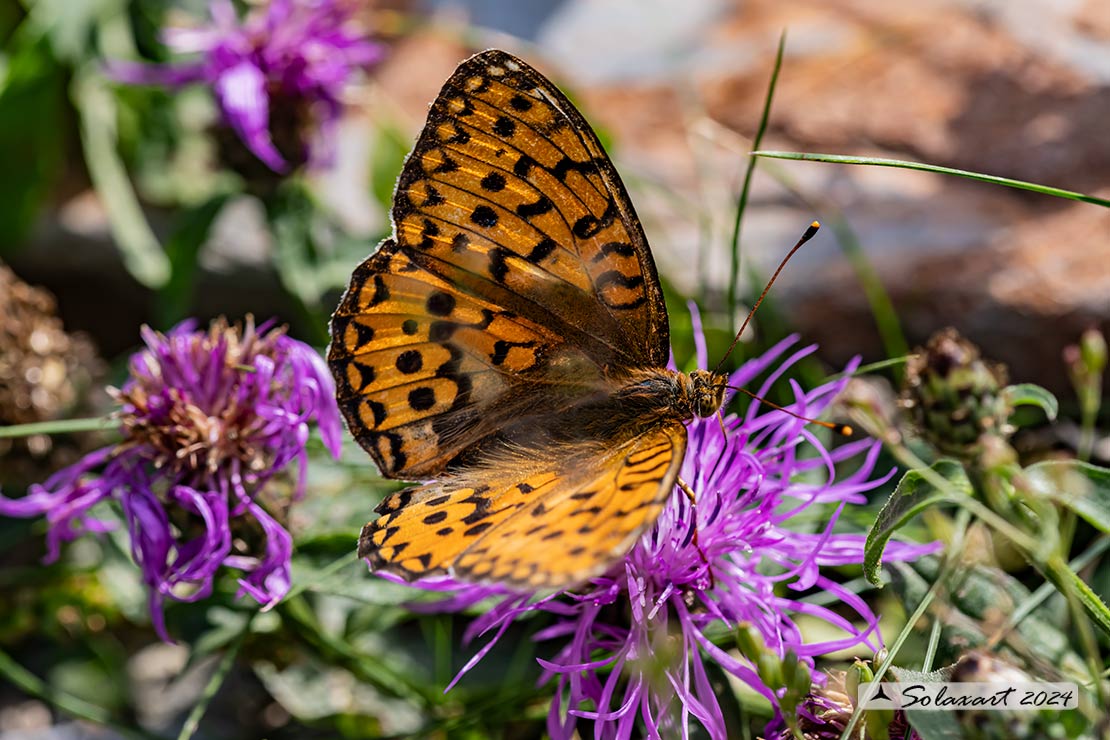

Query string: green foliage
1001 383 1059 423
0 32 67 251
865 460 970 586
751 151 1110 209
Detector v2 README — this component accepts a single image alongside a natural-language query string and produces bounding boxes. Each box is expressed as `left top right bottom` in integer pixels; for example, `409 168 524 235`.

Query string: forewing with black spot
391 48 669 369
329 49 672 479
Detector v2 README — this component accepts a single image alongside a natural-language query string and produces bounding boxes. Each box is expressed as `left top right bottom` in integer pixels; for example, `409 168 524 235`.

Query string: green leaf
288 555 434 607
1019 458 1110 637
24 0 124 63
865 460 970 586
889 558 1087 677
192 607 251 658
0 33 66 251
369 120 411 213
74 66 170 287
751 151 1110 209
1024 460 1110 534
901 706 964 740
0 648 156 740
1002 383 1059 422
889 664 956 684
1049 560 1110 640
881 666 964 740
254 659 411 731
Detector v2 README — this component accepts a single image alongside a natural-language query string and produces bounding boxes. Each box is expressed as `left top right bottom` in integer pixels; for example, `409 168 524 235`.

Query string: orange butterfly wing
331 49 689 588
330 240 569 477
328 49 669 480
361 421 686 587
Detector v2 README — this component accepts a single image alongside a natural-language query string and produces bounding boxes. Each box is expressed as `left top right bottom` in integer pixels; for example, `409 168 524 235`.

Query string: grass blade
727 31 786 337
751 151 1110 208
0 648 159 740
0 417 117 438
176 627 246 740
74 67 170 287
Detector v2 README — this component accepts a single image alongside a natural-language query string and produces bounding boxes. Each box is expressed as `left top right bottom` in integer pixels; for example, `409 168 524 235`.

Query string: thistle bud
902 328 1011 459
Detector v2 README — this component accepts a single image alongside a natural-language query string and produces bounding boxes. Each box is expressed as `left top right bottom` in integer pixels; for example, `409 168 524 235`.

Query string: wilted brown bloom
901 327 1011 460
0 265 100 461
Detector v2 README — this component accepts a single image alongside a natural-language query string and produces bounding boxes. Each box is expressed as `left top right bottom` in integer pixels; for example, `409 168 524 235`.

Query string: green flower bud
1079 327 1107 376
902 328 1011 459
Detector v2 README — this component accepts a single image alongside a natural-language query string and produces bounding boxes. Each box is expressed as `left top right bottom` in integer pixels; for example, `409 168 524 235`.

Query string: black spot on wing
516 195 553 219
408 387 436 411
492 116 516 137
471 205 499 228
480 171 507 192
526 237 556 263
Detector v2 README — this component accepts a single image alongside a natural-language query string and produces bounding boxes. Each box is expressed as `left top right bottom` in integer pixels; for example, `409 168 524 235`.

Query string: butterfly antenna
713 221 821 375
727 385 853 435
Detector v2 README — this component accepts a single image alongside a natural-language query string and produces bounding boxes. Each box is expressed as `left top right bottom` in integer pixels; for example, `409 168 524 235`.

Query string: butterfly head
686 369 727 419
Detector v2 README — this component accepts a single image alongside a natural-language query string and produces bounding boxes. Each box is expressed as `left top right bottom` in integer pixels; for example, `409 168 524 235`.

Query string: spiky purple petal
0 318 341 640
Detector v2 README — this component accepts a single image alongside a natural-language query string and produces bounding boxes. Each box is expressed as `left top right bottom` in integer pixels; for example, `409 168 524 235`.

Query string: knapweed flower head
0 317 342 640
109 0 384 172
391 311 937 739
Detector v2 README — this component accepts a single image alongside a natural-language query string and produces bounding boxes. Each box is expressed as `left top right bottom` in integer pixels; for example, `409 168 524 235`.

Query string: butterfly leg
675 475 716 590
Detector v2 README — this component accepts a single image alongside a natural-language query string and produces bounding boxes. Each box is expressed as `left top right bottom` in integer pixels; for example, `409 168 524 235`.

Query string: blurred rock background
7 0 1108 398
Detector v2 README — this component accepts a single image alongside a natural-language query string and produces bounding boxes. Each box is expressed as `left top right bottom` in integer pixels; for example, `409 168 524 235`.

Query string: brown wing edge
356 483 441 576
326 237 400 477
399 48 671 368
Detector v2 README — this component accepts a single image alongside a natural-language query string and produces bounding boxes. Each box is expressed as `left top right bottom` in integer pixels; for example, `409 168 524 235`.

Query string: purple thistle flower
0 317 342 640
108 0 384 172
387 310 938 739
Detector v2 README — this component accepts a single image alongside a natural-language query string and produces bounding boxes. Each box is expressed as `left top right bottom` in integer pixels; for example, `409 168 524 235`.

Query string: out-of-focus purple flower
0 317 342 640
389 309 938 739
108 0 384 172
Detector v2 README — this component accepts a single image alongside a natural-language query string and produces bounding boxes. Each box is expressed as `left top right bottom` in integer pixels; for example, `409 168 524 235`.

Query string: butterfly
328 49 730 589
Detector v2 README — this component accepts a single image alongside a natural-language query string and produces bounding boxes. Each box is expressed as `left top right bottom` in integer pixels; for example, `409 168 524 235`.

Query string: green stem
176 623 248 740
921 619 942 673
992 535 1110 643
727 31 786 337
1045 556 1110 707
839 509 972 740
74 67 169 288
824 355 912 381
0 648 158 740
1077 382 1101 462
0 417 117 438
751 151 1110 208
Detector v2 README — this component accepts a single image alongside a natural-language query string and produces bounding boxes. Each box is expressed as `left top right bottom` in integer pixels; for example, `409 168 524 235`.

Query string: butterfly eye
689 370 725 419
